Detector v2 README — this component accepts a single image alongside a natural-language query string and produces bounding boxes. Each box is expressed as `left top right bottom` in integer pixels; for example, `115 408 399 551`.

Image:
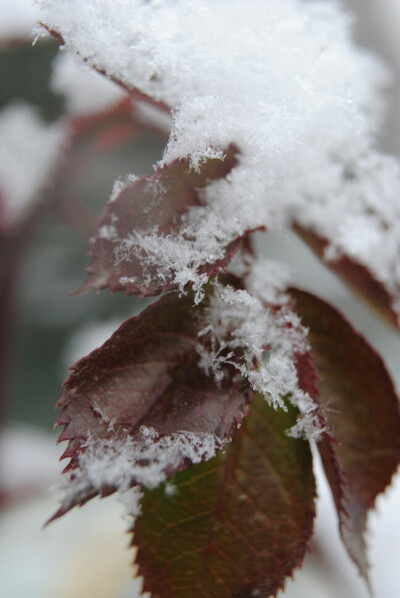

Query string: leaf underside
292 287 400 583
77 145 239 297
133 395 316 598
53 288 252 520
294 224 400 329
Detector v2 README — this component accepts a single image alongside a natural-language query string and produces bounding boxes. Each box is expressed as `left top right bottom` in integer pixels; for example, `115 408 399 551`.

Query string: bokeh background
1 1 400 596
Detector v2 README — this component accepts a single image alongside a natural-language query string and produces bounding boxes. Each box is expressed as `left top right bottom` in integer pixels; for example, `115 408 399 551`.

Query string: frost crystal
197 280 319 438
61 427 222 508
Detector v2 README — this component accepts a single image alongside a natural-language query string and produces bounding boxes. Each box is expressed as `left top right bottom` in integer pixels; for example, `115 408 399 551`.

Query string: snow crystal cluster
197 278 322 438
38 0 400 318
0 104 65 228
62 426 221 510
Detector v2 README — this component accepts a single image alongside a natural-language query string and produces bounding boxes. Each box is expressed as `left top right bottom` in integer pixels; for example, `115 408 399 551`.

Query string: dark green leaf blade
291 287 400 583
133 396 316 598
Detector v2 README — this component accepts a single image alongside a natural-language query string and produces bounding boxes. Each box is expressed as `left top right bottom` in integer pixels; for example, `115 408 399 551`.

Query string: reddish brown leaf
294 224 400 329
76 145 239 297
69 97 141 149
292 287 400 583
52 289 252 520
133 395 316 598
69 96 169 150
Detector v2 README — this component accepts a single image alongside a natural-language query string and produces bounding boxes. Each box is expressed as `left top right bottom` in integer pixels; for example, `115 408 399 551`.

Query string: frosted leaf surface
60 428 220 515
53 289 253 518
0 104 65 229
38 0 400 311
78 147 239 300
197 279 320 438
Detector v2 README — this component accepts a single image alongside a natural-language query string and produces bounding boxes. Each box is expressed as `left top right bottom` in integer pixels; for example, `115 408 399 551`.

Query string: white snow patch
0 104 66 228
246 258 292 306
117 486 143 529
37 0 400 313
110 174 139 202
197 281 322 438
61 426 222 508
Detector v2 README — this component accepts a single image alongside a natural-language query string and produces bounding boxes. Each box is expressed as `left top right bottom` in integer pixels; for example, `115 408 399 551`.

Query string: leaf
52 289 252 520
132 395 315 598
294 224 400 329
291 288 400 583
69 96 169 150
76 144 239 297
69 97 143 150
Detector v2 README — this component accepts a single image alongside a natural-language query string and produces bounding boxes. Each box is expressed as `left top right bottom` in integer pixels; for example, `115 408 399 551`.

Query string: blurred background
0 1 400 596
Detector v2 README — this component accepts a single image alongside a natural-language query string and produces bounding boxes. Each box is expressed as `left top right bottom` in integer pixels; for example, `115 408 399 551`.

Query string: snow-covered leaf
52 288 252 520
77 145 239 297
39 0 400 328
132 395 316 598
292 288 400 584
294 224 400 329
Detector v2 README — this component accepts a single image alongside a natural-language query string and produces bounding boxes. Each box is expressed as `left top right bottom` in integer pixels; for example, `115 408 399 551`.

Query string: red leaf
76 145 239 297
51 289 252 520
133 396 316 598
69 98 141 149
292 288 400 584
69 96 169 150
294 224 400 329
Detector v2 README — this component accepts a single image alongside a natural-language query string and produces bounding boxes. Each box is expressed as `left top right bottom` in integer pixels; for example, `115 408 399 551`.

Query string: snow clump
37 0 400 313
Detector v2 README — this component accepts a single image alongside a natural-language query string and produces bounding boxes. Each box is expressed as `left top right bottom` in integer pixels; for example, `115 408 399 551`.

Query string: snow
61 426 222 512
37 0 400 319
0 0 40 41
197 279 322 438
0 104 65 228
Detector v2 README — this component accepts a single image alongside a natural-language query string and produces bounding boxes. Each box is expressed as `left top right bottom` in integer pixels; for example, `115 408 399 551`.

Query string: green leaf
132 395 316 598
292 288 400 584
